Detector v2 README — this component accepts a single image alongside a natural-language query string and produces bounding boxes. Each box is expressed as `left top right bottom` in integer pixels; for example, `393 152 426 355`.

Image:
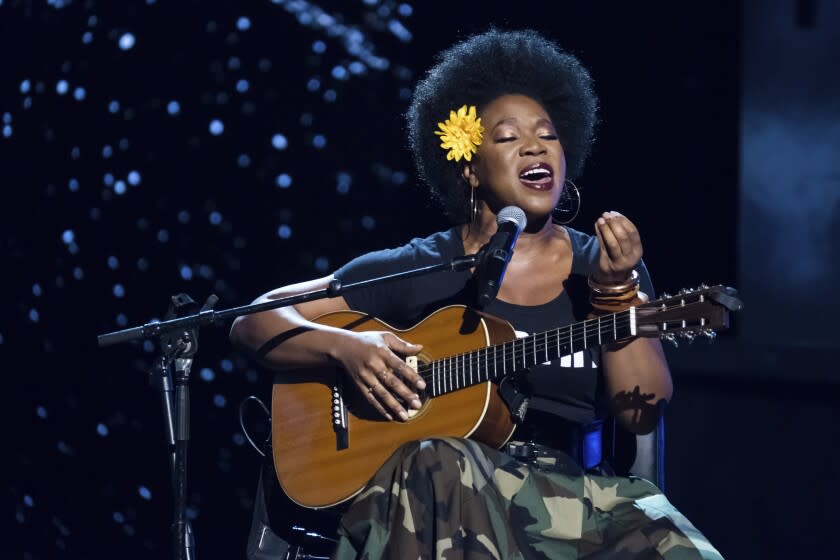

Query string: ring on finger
367 381 380 394
378 369 391 382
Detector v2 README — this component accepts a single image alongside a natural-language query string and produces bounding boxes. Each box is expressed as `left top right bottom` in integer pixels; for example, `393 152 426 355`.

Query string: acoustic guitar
271 285 742 509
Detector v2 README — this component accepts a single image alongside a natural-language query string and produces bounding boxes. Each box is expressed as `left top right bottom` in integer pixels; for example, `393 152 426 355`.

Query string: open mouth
518 163 554 189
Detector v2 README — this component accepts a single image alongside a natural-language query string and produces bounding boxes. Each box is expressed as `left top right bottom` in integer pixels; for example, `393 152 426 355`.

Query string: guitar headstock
636 284 743 346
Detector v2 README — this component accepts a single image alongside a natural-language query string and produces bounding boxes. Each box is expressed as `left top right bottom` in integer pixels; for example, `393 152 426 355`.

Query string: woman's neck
461 204 558 256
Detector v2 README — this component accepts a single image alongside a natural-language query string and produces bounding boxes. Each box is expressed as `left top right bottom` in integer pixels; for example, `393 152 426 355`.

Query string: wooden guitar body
271 306 517 509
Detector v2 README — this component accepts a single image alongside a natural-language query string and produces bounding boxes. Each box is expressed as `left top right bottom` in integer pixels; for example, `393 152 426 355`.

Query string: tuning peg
699 283 709 290
661 333 678 347
701 329 717 341
661 292 672 299
679 331 696 344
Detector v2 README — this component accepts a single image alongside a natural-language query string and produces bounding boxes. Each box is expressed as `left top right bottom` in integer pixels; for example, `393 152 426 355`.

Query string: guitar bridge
331 382 349 450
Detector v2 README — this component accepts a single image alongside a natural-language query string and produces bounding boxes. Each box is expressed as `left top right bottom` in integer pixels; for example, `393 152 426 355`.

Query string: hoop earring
469 187 477 223
552 179 581 225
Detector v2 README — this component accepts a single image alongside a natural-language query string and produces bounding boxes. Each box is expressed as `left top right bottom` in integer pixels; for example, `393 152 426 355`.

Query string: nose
519 134 547 157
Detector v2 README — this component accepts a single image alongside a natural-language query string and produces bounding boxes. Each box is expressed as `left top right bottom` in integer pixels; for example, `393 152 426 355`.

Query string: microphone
476 206 527 308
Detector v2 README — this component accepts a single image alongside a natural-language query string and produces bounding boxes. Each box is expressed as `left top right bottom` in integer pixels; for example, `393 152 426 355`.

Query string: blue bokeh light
336 172 352 194
167 100 181 115
277 224 292 239
275 173 292 188
236 16 251 31
56 80 69 95
209 119 224 135
118 32 136 51
271 133 288 150
361 215 377 230
127 170 141 186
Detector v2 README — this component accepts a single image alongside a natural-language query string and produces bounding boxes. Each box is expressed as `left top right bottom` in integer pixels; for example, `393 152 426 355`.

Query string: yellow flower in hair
434 104 484 162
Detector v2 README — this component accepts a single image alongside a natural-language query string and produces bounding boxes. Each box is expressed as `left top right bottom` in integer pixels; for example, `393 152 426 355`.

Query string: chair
245 416 666 560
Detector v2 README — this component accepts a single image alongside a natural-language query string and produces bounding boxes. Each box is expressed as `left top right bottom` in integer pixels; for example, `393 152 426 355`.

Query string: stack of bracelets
587 270 649 315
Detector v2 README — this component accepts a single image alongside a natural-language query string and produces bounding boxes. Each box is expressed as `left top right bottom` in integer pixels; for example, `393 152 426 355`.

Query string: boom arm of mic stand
97 253 481 347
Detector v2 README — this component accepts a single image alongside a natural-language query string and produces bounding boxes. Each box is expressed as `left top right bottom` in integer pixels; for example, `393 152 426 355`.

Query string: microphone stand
97 252 481 560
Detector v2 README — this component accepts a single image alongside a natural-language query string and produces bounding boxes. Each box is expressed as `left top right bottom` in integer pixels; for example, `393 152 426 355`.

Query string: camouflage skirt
332 437 723 560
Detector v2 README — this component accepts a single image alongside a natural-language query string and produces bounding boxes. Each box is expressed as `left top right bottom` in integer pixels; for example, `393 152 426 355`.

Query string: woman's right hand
330 330 426 421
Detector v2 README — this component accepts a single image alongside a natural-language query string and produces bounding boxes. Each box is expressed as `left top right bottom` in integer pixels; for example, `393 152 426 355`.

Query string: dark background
2 0 838 558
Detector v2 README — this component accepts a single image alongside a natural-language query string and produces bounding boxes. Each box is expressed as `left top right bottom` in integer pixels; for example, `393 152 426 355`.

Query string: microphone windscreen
497 206 527 230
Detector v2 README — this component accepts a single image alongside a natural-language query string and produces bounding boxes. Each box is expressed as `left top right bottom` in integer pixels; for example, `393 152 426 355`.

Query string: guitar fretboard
421 308 637 397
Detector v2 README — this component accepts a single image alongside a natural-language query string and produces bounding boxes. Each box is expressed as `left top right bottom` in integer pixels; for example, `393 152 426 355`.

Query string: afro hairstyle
406 29 598 224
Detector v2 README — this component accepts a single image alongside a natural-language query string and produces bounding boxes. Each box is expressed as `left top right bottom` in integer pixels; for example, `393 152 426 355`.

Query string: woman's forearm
601 337 672 434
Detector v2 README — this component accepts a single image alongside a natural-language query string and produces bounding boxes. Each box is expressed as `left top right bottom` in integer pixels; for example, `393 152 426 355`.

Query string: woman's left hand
593 211 643 283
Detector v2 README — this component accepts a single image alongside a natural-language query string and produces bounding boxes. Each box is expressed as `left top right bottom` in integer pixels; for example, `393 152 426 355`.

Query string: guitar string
414 296 712 381
414 314 636 390
414 314 635 377
410 296 715 394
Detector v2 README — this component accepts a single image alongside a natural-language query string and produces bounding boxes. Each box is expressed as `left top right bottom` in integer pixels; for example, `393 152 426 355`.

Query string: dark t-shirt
333 226 655 426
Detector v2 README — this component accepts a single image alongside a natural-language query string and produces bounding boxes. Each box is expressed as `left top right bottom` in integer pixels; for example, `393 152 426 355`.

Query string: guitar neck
424 308 636 397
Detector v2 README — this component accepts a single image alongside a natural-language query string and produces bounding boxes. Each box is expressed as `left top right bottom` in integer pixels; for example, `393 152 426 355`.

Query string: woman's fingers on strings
385 333 427 390
384 361 423 411
374 380 411 421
